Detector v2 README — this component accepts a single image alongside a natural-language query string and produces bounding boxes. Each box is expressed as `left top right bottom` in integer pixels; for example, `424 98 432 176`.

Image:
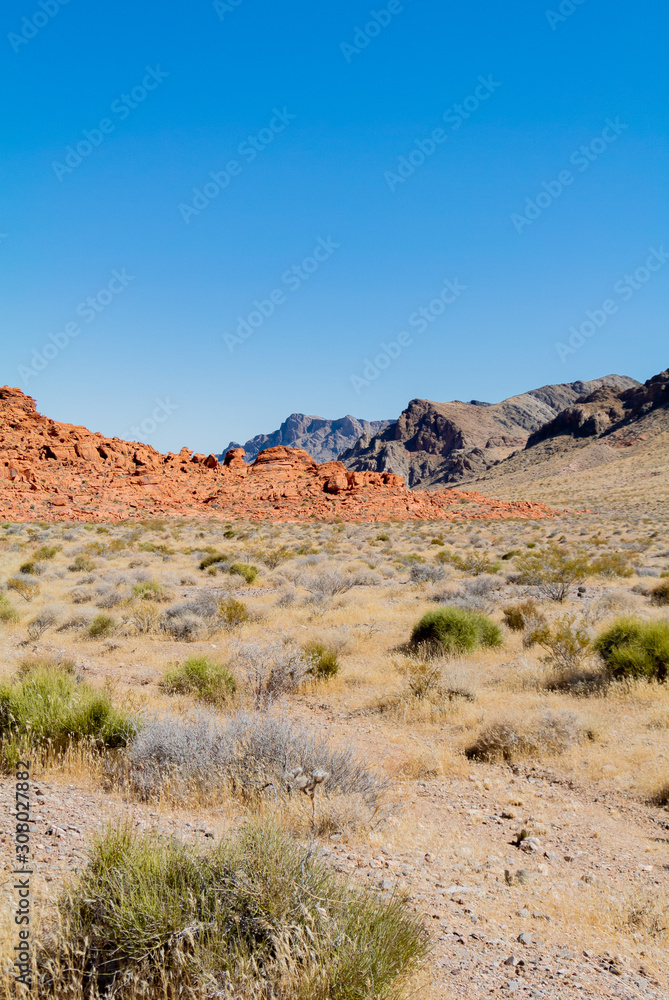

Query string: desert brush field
0 511 668 999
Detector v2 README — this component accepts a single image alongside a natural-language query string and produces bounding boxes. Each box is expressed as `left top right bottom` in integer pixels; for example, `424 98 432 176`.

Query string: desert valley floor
1 503 668 999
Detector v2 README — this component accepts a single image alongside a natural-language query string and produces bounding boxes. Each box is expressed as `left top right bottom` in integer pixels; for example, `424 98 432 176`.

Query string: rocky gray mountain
220 413 391 465
340 375 640 488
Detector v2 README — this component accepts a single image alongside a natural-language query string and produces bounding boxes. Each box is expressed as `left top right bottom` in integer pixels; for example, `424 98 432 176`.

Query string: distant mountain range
220 413 391 465
223 375 641 488
339 375 639 487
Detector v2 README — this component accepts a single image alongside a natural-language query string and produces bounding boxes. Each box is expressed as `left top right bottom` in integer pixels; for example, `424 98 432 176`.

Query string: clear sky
1 0 667 454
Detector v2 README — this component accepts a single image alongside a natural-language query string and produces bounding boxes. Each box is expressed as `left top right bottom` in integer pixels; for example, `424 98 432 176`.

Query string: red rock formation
0 387 559 523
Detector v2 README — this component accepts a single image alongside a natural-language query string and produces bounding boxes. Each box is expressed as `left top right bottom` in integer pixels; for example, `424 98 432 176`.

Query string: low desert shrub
589 551 633 578
68 554 95 572
410 563 446 584
436 550 501 575
594 617 669 682
19 559 41 575
132 579 165 600
229 562 258 584
0 593 19 623
161 657 236 705
395 655 476 704
26 609 57 640
0 662 135 768
88 613 117 639
218 597 249 628
466 710 587 762
502 598 543 631
127 710 385 809
260 546 291 569
301 569 356 601
515 542 589 601
304 641 341 679
231 640 312 708
526 613 591 672
37 820 426 1000
650 580 669 607
199 551 228 570
649 781 669 808
34 544 61 561
7 575 39 602
410 606 503 656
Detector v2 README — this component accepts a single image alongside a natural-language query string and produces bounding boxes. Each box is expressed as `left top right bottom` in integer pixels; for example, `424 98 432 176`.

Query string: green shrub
589 551 633 578
7 577 39 602
218 597 249 628
38 820 426 999
88 614 116 638
199 552 227 570
516 543 589 601
161 657 236 704
132 580 163 600
0 594 19 623
435 550 500 575
594 617 669 682
229 562 258 584
410 606 503 656
0 662 135 767
19 559 39 575
304 641 341 679
376 533 390 542
138 541 174 555
34 544 61 561
68 554 95 572
651 580 669 607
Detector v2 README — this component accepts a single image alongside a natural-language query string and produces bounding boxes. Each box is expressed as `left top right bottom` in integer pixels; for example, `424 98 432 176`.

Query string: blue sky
1 0 667 454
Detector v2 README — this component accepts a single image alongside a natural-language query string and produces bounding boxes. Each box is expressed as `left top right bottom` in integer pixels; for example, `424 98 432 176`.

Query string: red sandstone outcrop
0 387 559 523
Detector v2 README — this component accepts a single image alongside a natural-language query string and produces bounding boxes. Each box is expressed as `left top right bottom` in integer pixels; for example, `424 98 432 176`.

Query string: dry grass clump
37 820 427 1000
502 597 544 632
376 655 477 724
651 578 669 606
465 709 590 762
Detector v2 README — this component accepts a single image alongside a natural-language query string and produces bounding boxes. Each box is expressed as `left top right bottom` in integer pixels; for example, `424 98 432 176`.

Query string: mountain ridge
220 413 391 465
339 375 640 487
